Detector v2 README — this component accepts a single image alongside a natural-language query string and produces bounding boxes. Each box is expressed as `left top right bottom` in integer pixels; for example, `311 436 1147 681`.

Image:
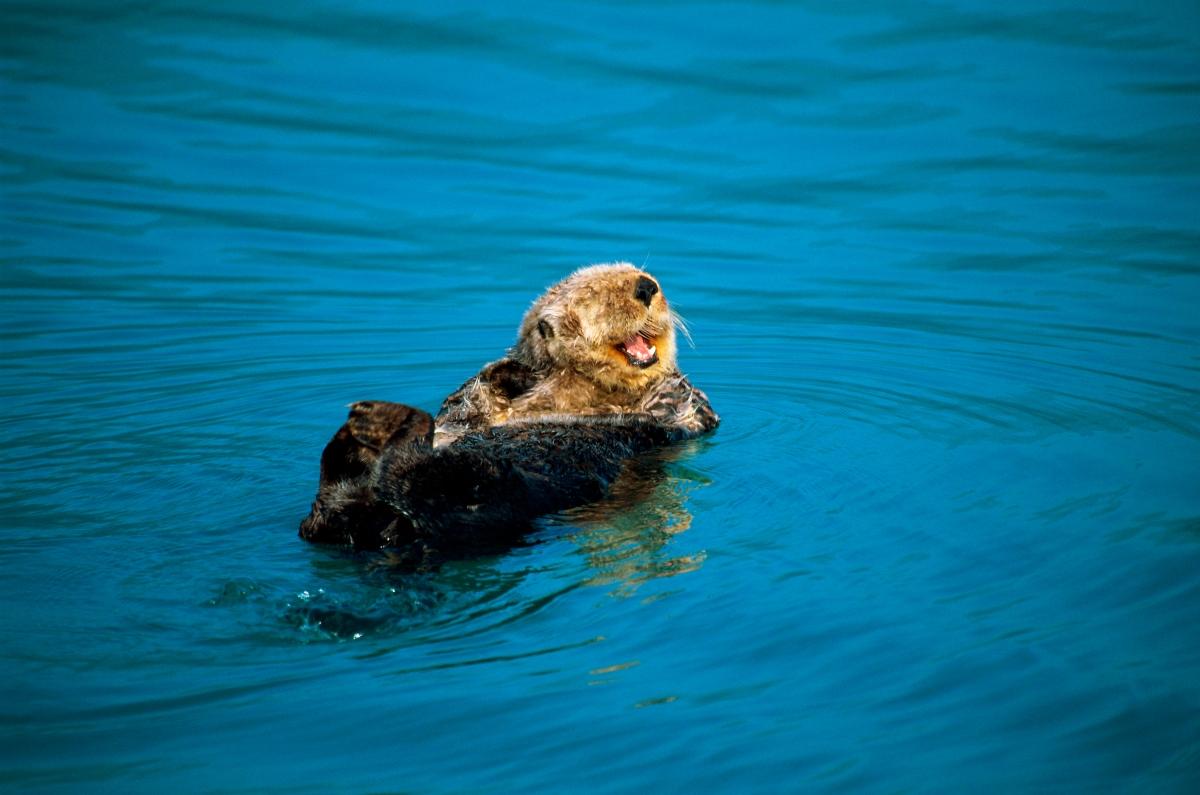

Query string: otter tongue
623 333 653 361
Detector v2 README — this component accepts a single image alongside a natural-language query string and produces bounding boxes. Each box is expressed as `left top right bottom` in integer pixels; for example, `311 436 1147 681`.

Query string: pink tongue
623 334 652 360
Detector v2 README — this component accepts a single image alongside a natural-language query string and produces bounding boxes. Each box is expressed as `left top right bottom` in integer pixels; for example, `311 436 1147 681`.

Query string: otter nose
634 276 658 307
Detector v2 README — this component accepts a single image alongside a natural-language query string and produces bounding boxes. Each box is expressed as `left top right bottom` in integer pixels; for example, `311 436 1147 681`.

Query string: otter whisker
671 310 695 348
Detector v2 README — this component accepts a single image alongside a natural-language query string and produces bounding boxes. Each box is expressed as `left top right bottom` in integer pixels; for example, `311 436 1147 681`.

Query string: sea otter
299 263 719 558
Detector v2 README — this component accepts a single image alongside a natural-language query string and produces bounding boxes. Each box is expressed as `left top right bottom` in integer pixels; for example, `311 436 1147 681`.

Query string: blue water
3 1 1199 791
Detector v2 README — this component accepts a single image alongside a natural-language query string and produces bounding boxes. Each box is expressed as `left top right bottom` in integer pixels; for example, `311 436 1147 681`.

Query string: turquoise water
3 1 1199 791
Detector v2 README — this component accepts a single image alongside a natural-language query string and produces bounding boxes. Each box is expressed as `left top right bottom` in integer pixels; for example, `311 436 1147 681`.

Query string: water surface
2 1 1199 792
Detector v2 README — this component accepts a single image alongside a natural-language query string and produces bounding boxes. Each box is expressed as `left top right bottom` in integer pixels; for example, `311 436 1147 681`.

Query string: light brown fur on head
434 262 716 447
512 262 677 399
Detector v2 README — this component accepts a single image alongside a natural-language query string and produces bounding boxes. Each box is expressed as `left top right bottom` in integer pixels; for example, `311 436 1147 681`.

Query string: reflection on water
3 0 1200 792
562 447 710 595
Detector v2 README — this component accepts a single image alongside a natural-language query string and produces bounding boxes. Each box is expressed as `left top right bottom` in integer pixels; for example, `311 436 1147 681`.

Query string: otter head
513 262 679 394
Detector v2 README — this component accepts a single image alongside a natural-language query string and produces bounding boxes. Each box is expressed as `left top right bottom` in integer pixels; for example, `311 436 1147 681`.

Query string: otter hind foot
301 402 433 548
318 401 434 486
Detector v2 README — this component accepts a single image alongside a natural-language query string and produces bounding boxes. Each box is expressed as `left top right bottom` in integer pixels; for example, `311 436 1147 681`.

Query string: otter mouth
616 332 658 368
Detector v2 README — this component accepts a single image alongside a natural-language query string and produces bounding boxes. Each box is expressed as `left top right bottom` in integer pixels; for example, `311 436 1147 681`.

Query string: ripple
3 1 1199 792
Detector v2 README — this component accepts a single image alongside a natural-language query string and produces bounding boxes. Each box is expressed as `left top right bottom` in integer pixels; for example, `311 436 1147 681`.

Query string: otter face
514 262 679 393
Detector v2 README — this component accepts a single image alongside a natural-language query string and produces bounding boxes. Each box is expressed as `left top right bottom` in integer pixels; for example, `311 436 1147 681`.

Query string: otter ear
537 319 554 339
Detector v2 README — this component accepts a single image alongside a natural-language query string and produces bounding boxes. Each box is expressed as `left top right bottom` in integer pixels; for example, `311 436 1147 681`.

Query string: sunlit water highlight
2 1 1199 792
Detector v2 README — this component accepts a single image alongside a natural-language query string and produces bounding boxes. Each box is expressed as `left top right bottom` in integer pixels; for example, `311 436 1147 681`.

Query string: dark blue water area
2 0 1199 791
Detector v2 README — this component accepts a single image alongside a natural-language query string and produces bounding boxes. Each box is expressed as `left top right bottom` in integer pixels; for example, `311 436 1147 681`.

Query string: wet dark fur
299 400 699 560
